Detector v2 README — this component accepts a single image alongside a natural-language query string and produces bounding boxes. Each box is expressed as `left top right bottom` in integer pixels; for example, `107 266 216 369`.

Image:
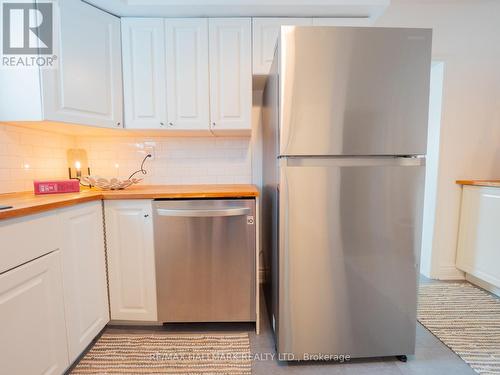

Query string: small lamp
67 149 90 180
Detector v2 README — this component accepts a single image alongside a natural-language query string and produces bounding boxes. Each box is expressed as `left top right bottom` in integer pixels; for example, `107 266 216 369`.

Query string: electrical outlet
143 141 156 160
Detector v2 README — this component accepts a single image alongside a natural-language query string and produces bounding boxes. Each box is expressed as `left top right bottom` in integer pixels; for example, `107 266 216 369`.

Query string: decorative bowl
81 176 142 190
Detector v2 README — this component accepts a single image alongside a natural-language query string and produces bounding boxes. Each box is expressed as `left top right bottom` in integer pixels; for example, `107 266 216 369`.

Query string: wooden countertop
0 184 259 220
456 180 500 188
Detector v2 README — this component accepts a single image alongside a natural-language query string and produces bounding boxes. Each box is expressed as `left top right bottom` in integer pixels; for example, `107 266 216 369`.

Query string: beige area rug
418 282 500 374
71 332 251 374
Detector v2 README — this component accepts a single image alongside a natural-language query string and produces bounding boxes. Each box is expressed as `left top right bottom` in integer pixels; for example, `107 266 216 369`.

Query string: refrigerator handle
280 156 426 167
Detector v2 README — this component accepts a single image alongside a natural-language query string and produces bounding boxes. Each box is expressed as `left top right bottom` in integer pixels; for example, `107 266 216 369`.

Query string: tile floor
97 285 476 375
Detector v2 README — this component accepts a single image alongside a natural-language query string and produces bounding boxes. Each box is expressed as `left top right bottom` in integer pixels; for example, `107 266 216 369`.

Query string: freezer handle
156 207 251 217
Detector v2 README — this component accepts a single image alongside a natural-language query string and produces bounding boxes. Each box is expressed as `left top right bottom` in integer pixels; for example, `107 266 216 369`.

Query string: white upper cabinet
311 17 374 26
104 200 158 322
42 0 123 128
165 19 210 130
252 17 374 75
121 17 251 131
59 202 109 364
0 0 123 128
122 18 167 129
252 18 311 75
208 18 252 130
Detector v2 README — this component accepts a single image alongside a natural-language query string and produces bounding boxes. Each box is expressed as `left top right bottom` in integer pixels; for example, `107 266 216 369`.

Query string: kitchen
1 0 500 374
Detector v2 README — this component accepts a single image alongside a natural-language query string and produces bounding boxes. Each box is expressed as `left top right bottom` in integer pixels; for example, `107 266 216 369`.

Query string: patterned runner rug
418 282 500 374
71 332 252 374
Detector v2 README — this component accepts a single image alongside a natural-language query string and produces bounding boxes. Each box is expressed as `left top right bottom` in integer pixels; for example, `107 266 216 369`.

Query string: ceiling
83 0 390 18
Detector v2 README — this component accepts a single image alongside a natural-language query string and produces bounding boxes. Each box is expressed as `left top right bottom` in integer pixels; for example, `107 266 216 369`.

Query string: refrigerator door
276 156 425 359
279 27 432 156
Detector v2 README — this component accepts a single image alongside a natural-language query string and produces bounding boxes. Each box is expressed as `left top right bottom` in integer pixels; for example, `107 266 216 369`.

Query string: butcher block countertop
0 184 259 220
456 180 500 188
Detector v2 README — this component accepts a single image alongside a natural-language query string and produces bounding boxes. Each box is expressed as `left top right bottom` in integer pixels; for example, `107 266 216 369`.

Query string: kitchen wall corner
0 123 77 193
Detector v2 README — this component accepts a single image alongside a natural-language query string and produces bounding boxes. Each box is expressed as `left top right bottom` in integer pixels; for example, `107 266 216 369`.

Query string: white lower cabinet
457 186 500 288
0 199 158 373
0 251 69 375
104 200 158 322
59 202 110 363
0 201 112 374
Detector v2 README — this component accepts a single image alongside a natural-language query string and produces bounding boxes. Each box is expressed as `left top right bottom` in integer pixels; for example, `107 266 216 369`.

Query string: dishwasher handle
156 207 251 218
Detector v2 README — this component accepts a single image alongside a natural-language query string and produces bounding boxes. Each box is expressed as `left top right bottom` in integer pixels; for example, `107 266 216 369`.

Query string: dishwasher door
153 199 256 323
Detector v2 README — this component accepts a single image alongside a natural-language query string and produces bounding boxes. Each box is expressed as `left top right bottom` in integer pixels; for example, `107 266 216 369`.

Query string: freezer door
277 157 425 359
279 27 432 156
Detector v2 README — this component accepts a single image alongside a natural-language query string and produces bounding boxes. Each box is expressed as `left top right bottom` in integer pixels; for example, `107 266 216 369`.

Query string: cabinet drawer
0 212 61 274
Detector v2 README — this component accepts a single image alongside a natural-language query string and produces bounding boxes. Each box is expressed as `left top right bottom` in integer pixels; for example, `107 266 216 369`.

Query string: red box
34 180 80 195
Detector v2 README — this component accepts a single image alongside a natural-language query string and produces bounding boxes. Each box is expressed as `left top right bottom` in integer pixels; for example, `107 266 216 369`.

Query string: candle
75 161 81 178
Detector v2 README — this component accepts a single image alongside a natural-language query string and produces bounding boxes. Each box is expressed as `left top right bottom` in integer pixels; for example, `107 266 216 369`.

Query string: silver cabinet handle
156 207 250 217
168 122 174 127
160 122 165 126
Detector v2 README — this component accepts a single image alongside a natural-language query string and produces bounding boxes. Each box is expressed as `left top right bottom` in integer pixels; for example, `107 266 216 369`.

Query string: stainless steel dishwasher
153 199 256 323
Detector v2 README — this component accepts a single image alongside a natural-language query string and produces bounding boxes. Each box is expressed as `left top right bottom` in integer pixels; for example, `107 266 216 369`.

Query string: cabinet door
0 251 69 375
457 186 500 288
42 0 123 128
311 17 374 26
209 18 252 130
252 18 311 75
122 19 167 129
165 19 210 130
59 202 109 363
105 200 157 321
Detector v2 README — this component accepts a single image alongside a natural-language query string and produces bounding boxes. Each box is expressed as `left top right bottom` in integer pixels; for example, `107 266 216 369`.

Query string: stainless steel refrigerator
262 26 432 360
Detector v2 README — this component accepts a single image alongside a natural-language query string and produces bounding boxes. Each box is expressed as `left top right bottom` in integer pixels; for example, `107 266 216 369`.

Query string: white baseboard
466 273 500 297
108 320 163 326
435 265 465 280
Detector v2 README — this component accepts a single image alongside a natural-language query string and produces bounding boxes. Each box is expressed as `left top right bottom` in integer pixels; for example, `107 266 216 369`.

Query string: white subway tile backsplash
0 123 252 194
0 125 76 194
0 169 11 181
77 136 252 185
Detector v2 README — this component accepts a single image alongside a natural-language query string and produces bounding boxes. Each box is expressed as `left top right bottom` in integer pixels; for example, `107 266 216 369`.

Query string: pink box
34 180 80 195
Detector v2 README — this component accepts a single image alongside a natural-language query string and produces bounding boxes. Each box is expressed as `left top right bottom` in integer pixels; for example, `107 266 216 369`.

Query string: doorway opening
420 61 445 278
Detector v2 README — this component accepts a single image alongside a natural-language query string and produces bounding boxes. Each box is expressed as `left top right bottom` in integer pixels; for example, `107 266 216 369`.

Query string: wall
420 62 444 277
376 0 500 279
76 136 252 185
0 123 252 194
0 123 76 193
